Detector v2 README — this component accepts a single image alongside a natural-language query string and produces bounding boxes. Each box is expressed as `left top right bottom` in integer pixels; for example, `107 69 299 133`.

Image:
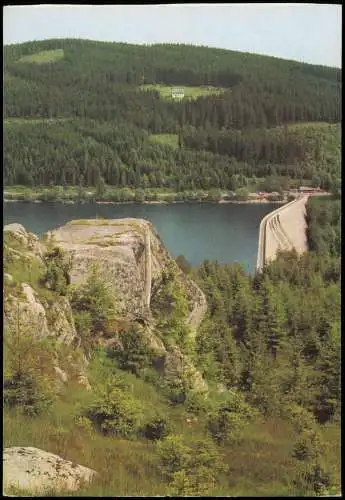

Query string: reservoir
3 201 278 273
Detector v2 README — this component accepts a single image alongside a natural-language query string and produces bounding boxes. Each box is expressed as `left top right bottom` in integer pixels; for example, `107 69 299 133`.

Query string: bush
157 435 190 478
293 429 322 461
157 435 226 496
134 189 146 202
4 372 54 416
4 329 56 416
235 187 249 201
73 415 94 435
292 463 332 496
73 310 93 353
41 246 71 295
141 413 171 441
207 391 258 444
108 323 153 376
82 378 141 437
185 390 209 416
286 404 318 434
70 264 117 336
166 377 188 406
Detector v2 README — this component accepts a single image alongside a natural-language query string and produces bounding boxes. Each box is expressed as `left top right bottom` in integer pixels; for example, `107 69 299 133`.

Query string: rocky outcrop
47 218 208 393
4 283 77 345
46 296 78 345
4 219 208 394
48 218 207 327
4 283 50 339
4 223 45 263
186 289 208 336
4 223 87 389
3 447 97 495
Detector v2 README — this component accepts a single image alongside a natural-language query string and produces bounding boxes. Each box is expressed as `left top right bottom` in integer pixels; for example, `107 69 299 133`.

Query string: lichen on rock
3 447 97 495
48 218 207 327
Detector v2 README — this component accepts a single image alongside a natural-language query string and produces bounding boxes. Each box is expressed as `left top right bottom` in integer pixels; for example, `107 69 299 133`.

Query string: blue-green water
3 201 278 273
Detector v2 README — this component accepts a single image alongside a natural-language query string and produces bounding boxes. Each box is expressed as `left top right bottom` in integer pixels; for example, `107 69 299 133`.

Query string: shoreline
3 197 287 206
3 198 286 206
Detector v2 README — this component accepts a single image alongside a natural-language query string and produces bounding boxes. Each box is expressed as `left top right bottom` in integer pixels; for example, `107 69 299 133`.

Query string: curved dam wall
256 195 309 272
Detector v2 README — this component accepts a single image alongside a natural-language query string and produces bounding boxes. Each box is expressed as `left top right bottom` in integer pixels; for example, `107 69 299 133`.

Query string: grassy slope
140 83 226 100
4 371 341 497
4 117 72 125
17 49 65 64
149 133 179 148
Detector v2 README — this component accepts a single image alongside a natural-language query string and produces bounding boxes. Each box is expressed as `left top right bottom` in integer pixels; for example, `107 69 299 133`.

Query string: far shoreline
4 186 330 206
4 197 287 206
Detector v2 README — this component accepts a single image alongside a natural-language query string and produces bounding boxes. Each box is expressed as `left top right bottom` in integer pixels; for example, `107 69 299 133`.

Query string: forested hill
4 38 341 123
4 39 341 191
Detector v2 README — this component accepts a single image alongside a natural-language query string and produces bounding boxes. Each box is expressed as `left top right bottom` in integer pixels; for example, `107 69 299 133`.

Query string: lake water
3 201 278 273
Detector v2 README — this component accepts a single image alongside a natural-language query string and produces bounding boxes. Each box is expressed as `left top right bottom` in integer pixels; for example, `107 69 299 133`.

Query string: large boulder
47 218 207 330
4 283 50 339
3 447 97 495
47 218 208 393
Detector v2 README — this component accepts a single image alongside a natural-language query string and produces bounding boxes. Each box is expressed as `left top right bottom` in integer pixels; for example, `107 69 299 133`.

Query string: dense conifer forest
4 39 341 193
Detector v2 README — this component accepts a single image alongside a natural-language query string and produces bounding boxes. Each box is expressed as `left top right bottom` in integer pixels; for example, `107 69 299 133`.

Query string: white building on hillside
171 87 185 100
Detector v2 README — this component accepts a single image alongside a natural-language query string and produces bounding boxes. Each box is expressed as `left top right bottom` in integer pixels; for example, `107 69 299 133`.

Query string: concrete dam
256 195 309 272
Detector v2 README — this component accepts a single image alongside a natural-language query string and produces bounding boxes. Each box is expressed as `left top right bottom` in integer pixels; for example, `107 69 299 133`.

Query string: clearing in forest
17 49 64 64
140 83 225 100
149 134 179 148
4 117 72 125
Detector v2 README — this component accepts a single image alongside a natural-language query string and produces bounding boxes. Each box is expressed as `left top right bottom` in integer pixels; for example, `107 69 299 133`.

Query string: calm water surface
3 202 278 273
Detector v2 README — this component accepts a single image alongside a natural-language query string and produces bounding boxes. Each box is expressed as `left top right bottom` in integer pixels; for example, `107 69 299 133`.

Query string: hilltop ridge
4 38 341 195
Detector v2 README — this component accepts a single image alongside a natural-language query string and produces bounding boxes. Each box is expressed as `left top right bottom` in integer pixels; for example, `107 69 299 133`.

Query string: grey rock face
48 218 207 327
4 223 45 262
4 284 77 345
3 447 97 495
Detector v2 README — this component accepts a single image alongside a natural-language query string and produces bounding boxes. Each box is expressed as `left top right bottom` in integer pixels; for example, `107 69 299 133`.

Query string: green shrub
286 404 318 434
82 381 141 438
165 376 188 406
4 328 57 416
157 435 226 496
41 246 71 295
134 189 146 202
141 413 171 441
207 391 258 444
235 187 249 201
73 415 94 435
185 390 209 416
73 310 93 345
292 463 332 496
70 264 117 336
4 372 54 416
108 323 153 376
293 429 322 462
